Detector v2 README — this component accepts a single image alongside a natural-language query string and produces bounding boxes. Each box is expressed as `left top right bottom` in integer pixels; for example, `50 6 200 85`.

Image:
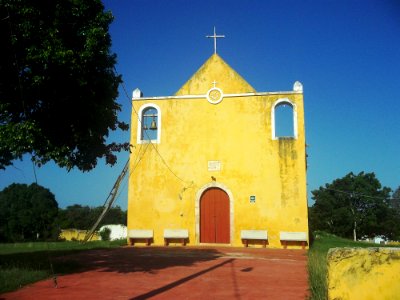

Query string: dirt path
1 246 309 299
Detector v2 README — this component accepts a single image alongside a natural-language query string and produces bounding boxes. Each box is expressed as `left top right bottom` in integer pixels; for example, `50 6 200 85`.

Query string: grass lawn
307 231 379 300
0 239 126 294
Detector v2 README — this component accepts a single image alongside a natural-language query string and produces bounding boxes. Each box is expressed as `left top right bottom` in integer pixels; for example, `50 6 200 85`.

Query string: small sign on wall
250 195 256 203
208 160 221 171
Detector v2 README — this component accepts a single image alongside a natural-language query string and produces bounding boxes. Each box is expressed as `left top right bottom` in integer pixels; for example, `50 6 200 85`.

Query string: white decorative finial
293 81 303 92
206 26 225 54
132 88 143 99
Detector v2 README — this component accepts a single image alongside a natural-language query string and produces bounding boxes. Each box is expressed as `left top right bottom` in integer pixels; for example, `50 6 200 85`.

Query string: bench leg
164 239 169 246
301 241 305 249
182 238 186 246
129 238 134 246
283 241 287 249
146 238 151 246
262 240 266 248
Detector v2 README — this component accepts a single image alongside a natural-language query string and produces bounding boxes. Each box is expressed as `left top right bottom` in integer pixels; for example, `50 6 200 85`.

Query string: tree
57 204 126 229
394 187 400 199
99 227 111 241
391 186 400 211
57 204 92 229
92 205 126 226
309 172 394 240
0 183 59 242
0 0 128 171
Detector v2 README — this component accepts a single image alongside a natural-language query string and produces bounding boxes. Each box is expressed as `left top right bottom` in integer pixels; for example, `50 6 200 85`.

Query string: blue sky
1 0 399 210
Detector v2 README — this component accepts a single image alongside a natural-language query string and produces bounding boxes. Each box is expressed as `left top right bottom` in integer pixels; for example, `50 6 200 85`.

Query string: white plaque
208 160 221 171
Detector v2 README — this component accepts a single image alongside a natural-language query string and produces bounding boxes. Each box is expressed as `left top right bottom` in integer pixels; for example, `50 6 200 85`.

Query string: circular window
206 87 223 104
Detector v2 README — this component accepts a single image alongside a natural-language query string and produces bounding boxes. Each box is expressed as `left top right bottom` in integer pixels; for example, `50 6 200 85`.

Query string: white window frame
137 103 161 144
271 98 298 140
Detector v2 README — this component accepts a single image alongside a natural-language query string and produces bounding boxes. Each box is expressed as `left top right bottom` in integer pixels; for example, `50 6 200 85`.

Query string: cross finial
206 26 225 54
212 80 217 88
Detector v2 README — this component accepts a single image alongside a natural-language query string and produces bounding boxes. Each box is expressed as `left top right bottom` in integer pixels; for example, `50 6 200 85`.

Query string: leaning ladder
83 159 129 242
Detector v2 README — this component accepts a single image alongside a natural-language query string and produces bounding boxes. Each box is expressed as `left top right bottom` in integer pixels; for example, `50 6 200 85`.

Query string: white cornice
132 90 303 101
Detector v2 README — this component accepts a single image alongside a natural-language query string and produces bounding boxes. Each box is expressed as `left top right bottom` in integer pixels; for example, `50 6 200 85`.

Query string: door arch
200 188 230 243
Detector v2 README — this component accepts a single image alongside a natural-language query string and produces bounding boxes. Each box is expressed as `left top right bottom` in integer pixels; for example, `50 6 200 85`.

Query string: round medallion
206 87 223 104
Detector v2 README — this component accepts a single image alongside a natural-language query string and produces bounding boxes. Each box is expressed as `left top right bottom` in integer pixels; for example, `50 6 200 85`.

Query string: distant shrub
99 228 111 241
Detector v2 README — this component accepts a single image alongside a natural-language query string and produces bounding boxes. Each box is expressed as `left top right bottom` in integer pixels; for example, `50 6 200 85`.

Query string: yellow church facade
128 54 309 249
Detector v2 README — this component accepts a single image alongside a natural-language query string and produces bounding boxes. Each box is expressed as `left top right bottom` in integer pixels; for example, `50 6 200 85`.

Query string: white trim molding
271 98 298 140
131 90 302 102
137 103 162 144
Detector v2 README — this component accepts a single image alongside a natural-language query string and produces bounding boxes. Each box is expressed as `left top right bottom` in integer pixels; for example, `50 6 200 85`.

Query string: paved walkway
1 246 309 299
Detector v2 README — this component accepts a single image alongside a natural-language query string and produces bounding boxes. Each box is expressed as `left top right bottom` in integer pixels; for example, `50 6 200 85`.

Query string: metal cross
212 80 218 88
206 26 225 54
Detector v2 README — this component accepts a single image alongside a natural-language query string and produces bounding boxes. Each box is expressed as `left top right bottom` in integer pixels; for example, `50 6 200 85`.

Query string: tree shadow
52 246 225 275
0 249 86 275
0 245 226 295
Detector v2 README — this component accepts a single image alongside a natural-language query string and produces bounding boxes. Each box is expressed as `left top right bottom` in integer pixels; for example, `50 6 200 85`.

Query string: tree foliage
57 204 126 229
391 186 400 211
0 183 59 242
99 227 111 241
0 0 128 171
309 172 400 241
393 186 400 199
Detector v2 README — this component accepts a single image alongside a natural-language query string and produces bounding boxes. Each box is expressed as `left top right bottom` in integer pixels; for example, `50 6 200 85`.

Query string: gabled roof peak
175 54 255 96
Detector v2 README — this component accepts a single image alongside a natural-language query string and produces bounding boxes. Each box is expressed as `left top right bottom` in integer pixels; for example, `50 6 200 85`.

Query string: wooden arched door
200 188 230 243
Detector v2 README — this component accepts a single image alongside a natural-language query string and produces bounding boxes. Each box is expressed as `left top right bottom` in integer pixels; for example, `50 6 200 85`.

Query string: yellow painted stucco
59 229 100 241
128 54 308 248
327 247 400 300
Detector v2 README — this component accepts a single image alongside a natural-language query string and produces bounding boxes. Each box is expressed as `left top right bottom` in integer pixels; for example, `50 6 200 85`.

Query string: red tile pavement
1 246 309 300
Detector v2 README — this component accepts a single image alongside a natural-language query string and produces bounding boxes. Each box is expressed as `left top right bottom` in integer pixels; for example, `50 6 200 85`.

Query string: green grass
307 232 378 300
0 239 127 294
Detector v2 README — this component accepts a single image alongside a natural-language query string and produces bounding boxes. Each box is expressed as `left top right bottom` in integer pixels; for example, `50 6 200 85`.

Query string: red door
200 188 230 243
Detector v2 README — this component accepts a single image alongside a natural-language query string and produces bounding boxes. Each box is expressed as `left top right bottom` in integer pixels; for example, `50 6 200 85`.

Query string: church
127 30 309 249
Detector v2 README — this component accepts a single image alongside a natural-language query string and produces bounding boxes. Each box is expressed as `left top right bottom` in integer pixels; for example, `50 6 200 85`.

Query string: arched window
271 98 297 139
137 104 161 143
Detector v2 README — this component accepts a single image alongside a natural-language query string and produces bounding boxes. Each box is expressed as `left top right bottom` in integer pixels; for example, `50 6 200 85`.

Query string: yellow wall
327 247 400 300
60 229 100 241
128 54 308 248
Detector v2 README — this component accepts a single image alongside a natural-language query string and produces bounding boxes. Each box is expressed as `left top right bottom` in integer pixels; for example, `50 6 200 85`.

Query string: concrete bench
164 229 189 246
279 231 308 249
128 229 153 246
240 230 268 247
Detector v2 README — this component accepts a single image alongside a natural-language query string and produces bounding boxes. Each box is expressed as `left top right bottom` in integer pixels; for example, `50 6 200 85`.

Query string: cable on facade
116 68 190 185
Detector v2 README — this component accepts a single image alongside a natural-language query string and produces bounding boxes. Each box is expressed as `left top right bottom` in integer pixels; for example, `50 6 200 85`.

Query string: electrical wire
113 142 151 203
31 159 38 184
116 67 190 185
318 187 400 201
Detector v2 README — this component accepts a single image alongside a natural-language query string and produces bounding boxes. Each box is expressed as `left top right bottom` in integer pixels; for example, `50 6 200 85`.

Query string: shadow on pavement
54 246 224 274
130 258 234 299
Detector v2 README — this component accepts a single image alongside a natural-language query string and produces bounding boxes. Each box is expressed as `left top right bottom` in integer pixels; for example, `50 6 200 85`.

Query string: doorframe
195 181 234 245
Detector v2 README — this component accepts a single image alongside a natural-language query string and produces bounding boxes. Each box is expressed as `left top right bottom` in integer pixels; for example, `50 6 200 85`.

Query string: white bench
164 229 189 246
240 230 268 247
279 231 308 249
128 229 153 246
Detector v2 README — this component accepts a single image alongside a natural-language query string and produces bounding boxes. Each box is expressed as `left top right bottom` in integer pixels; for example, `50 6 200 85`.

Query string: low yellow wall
60 229 100 241
327 247 400 300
